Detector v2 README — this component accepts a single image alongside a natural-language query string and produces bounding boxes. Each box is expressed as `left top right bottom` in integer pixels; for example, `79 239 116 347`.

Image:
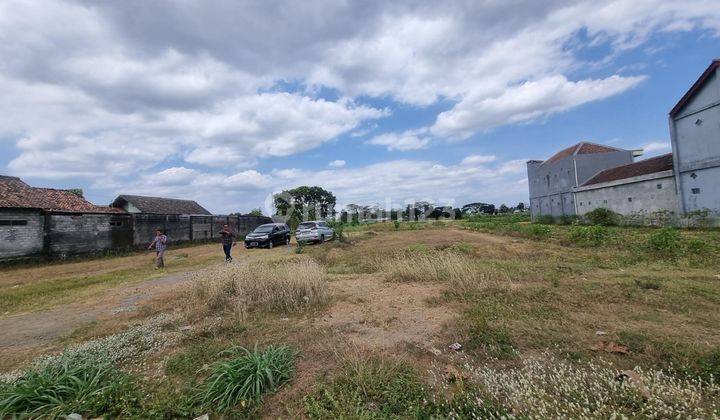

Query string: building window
603 200 607 204
656 183 662 190
695 118 703 126
588 201 592 205
690 172 698 179
0 220 28 226
546 174 550 188
691 188 701 194
628 197 633 202
109 220 123 227
579 202 583 206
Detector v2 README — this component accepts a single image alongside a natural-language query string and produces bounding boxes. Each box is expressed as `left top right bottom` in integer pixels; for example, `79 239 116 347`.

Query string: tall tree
274 186 336 226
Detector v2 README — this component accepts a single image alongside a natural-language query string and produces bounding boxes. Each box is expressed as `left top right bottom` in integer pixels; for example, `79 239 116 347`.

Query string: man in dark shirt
220 224 236 262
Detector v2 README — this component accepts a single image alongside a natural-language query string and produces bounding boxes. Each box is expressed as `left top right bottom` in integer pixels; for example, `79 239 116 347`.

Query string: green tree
499 204 511 213
247 208 264 217
274 186 336 226
68 188 84 198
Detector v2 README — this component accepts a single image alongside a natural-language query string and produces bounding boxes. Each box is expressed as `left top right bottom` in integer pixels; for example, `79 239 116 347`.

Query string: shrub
568 224 607 246
198 345 296 412
585 208 619 226
536 214 555 225
647 227 682 257
393 220 400 230
0 355 137 418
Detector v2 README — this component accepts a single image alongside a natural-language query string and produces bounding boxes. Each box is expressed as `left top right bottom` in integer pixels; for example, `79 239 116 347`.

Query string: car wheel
268 240 273 249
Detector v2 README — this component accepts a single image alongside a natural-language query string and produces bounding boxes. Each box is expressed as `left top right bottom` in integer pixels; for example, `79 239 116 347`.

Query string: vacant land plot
1 218 719 418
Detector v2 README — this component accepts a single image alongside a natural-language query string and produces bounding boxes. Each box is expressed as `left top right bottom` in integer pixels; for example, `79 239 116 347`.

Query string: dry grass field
1 217 719 418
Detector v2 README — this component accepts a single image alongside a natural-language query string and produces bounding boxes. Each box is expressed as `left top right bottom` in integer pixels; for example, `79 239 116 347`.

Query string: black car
244 223 290 249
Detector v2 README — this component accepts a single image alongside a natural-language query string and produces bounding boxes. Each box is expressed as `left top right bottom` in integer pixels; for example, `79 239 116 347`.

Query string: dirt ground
318 274 455 350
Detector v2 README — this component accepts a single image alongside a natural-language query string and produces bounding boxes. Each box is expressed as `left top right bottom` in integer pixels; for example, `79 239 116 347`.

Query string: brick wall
0 210 44 259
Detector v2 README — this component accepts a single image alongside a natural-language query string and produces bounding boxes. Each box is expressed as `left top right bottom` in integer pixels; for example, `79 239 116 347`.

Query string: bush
394 220 401 230
585 208 619 226
536 215 555 225
648 227 682 257
568 224 607 246
0 355 137 418
198 345 296 412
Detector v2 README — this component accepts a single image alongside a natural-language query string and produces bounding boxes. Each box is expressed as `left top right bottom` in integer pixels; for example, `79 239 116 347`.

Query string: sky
1 1 719 214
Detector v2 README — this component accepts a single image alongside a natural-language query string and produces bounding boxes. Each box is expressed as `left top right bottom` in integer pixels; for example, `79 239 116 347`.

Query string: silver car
295 220 334 244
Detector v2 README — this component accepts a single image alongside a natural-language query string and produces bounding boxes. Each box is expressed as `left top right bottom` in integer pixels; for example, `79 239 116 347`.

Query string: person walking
148 228 167 269
220 224 236 262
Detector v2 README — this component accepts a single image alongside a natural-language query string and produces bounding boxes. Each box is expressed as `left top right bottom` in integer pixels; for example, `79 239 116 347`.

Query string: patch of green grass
304 357 427 418
165 340 227 378
463 306 517 359
0 354 139 418
197 345 297 412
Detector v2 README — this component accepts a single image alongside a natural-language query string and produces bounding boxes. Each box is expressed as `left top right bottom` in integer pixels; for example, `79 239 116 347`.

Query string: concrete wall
47 213 134 256
575 171 679 216
0 210 44 259
671 65 720 214
0 212 272 262
527 150 634 219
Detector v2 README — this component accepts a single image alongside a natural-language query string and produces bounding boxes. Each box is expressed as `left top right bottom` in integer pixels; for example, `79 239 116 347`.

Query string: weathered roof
112 194 211 215
542 142 625 166
670 59 720 117
0 176 120 213
582 153 674 187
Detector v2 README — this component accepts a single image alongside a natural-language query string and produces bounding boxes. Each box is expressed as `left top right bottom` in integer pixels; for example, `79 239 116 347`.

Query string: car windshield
298 222 316 229
253 225 275 233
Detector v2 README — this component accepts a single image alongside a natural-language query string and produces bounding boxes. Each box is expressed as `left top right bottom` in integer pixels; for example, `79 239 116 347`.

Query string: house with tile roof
110 194 211 215
0 176 132 260
526 142 636 219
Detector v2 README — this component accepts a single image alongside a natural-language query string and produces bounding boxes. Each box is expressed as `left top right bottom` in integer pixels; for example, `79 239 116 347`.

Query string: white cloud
431 75 646 140
367 129 431 151
461 155 497 165
639 141 671 155
329 160 346 168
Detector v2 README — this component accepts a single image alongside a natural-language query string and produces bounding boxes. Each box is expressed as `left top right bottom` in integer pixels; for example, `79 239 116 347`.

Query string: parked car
244 223 290 249
295 220 334 244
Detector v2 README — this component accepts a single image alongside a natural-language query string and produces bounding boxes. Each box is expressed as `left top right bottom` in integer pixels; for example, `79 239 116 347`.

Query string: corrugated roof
670 59 720 117
112 195 211 215
581 153 674 187
542 142 624 165
0 176 121 213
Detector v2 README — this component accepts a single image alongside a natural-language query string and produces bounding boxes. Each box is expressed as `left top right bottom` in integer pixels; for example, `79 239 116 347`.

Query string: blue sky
0 1 719 214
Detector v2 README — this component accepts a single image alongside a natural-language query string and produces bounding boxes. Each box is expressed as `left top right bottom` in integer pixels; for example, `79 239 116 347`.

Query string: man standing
220 224 236 262
148 228 167 269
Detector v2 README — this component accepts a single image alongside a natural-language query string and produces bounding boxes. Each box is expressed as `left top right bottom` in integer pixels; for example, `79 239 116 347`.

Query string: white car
295 221 334 244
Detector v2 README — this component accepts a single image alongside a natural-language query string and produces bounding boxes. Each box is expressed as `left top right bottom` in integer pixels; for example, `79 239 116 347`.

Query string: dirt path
0 268 202 351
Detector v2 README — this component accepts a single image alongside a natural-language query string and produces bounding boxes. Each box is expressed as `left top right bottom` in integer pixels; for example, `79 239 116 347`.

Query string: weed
558 214 579 225
294 243 305 254
526 223 552 239
394 220 400 230
464 306 517 359
0 354 138 418
197 345 296 412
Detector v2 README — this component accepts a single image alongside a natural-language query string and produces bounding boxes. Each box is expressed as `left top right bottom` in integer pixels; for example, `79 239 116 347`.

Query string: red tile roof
542 142 624 165
581 153 674 187
0 176 123 213
670 59 720 117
